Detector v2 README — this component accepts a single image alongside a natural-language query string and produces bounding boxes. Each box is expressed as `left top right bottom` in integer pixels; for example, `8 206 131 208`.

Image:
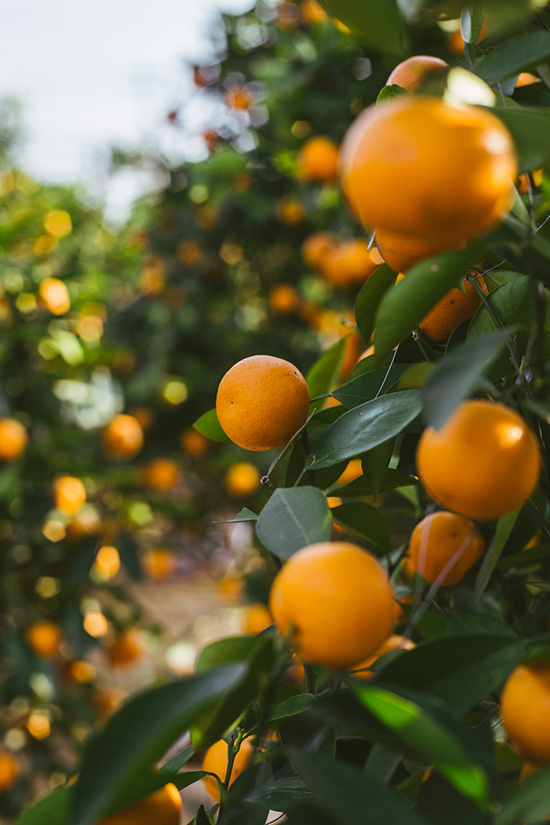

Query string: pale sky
0 0 254 219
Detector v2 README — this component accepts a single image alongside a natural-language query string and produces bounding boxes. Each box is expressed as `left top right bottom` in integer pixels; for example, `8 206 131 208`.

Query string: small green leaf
422 329 509 429
307 337 348 401
16 786 69 825
355 265 397 346
216 507 258 524
372 247 483 364
332 502 389 552
308 390 422 471
193 409 231 444
460 6 487 44
256 487 332 559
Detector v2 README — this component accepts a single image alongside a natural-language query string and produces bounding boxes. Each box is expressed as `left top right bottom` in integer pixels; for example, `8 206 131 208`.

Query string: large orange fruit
98 783 182 825
269 541 395 669
416 401 541 520
202 738 255 801
216 355 310 451
501 664 550 764
405 511 485 586
375 227 465 274
340 97 517 249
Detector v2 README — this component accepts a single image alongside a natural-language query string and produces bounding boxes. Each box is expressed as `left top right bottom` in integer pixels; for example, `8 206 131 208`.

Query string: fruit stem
304 664 317 695
411 329 433 363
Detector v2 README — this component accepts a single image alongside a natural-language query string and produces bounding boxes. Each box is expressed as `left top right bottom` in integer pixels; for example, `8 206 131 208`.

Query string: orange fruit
242 603 273 634
387 55 448 92
38 277 71 315
516 72 540 88
268 284 300 314
501 664 550 764
180 427 210 458
144 458 180 490
128 407 154 432
177 240 203 266
340 97 517 250
321 239 383 287
103 414 144 460
66 506 101 542
224 462 261 497
278 198 307 225
0 751 20 791
375 227 465 273
53 475 86 515
269 541 395 669
416 400 541 520
98 783 182 825
301 231 338 270
405 511 485 586
107 629 145 668
300 0 329 24
202 738 255 801
25 621 62 658
216 355 310 451
0 418 28 462
418 274 487 344
142 548 177 580
336 458 363 486
297 136 340 182
352 634 416 678
518 168 544 194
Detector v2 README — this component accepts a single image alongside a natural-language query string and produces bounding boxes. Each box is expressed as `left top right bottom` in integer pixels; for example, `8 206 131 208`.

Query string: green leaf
216 507 258 524
331 502 389 552
475 31 550 85
351 685 492 809
287 748 430 825
330 468 418 498
354 264 397 346
362 438 395 500
307 337 348 401
422 328 509 429
307 390 422 471
332 364 409 409
71 664 250 825
376 633 524 712
316 0 408 56
16 786 69 825
493 106 550 173
460 6 486 44
266 694 316 727
255 487 332 559
195 634 275 675
372 247 483 364
495 766 550 825
193 409 231 444
475 510 520 599
245 776 312 813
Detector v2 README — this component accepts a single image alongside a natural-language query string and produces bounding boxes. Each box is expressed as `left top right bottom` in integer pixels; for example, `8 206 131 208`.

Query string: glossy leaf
255 486 332 559
307 390 422 471
362 438 395 500
330 468 418 498
493 106 550 173
332 363 409 409
495 766 550 825
193 409 231 444
354 265 397 346
475 510 520 599
475 31 550 85
16 787 69 825
307 337 348 402
244 776 312 812
460 6 487 44
331 502 389 552
372 247 483 364
422 328 509 429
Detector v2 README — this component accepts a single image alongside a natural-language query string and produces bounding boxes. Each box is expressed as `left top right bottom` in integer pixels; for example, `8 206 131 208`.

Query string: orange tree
14 1 550 825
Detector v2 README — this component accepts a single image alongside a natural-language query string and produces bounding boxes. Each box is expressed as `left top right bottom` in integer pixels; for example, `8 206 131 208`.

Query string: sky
0 0 254 219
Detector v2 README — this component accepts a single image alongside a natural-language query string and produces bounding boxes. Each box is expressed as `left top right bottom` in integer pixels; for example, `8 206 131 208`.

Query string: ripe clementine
405 511 485 586
98 783 182 825
301 231 338 270
103 414 144 460
224 462 261 497
375 227 465 273
0 751 20 791
216 355 310 451
321 239 383 287
297 136 340 182
107 629 145 668
386 55 448 92
351 634 416 678
516 72 540 88
340 97 517 250
416 401 541 520
269 541 395 669
0 418 28 462
268 284 300 314
54 475 86 515
501 664 550 764
202 738 255 801
180 427 210 458
418 274 487 344
25 621 62 658
144 458 180 490
142 548 177 580
38 277 71 315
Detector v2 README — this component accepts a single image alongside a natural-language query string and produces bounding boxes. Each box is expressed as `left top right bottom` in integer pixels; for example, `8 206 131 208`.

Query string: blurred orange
242 603 273 634
301 231 338 270
278 198 307 225
25 621 62 658
268 284 300 314
142 548 177 580
177 240 203 266
297 136 340 182
140 256 165 295
53 475 86 515
128 407 154 432
300 0 328 24
103 415 144 460
38 277 70 315
0 418 28 462
94 685 128 722
321 239 383 287
180 427 210 458
43 209 72 238
144 458 181 491
0 751 20 791
107 629 145 668
224 462 261 497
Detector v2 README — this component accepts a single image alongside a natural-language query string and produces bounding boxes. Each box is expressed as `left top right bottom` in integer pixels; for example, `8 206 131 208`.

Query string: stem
411 329 434 363
304 664 317 694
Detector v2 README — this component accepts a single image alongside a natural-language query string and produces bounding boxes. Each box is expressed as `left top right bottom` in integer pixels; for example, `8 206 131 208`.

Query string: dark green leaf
493 106 550 173
332 363 409 408
332 502 389 552
244 776 312 812
266 693 315 726
193 409 231 444
216 508 258 524
422 329 509 429
362 438 395 500
373 247 483 363
460 6 486 44
307 337 348 402
475 31 550 85
354 265 397 346
255 487 332 559
71 664 249 825
475 510 520 599
495 766 550 825
317 0 408 55
16 787 69 825
308 390 422 471
288 748 430 825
